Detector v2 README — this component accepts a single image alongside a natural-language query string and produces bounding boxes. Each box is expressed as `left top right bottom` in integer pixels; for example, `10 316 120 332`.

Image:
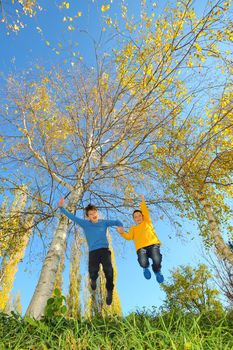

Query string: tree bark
197 192 233 265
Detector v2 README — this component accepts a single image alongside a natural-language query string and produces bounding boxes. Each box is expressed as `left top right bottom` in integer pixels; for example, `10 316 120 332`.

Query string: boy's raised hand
116 226 124 234
58 198 65 208
141 194 145 201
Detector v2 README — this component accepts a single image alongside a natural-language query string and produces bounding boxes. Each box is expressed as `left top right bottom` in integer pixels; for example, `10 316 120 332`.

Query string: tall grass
0 310 232 349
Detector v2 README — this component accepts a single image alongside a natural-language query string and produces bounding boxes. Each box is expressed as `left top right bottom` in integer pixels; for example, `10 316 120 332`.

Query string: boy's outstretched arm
140 195 152 223
116 226 134 240
105 219 124 228
58 198 86 227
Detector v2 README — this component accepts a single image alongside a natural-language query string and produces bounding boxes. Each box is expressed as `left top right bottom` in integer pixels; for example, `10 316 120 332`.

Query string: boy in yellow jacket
116 195 164 283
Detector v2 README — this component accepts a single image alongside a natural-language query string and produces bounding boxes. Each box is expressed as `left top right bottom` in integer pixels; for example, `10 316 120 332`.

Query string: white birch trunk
26 186 83 319
196 192 233 265
182 181 233 265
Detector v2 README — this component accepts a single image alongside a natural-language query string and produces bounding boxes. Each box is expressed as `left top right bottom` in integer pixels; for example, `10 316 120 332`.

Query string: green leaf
47 298 54 305
61 305 67 314
46 309 53 317
54 288 61 297
25 317 38 327
57 297 63 305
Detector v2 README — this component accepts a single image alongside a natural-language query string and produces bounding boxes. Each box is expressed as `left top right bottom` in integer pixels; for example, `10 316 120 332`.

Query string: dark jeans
137 244 162 273
88 248 114 291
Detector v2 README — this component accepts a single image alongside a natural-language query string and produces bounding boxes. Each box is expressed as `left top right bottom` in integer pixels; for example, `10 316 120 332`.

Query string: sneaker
90 279 96 290
106 289 113 305
143 268 151 280
155 271 164 284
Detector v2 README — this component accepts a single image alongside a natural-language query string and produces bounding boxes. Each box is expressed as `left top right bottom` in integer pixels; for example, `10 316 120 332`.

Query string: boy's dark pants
88 248 114 291
137 244 162 273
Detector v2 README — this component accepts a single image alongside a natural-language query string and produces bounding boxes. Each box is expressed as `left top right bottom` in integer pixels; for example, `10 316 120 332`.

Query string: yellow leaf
186 59 193 68
101 4 110 12
106 17 112 25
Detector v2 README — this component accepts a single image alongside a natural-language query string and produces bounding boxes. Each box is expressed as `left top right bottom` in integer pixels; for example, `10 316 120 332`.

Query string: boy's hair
133 209 143 217
85 204 98 216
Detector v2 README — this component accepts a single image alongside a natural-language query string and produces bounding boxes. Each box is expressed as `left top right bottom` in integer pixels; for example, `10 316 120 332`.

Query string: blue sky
0 0 226 315
1 0 140 72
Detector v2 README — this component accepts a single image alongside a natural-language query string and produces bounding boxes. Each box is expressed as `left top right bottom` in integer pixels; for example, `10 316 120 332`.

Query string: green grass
0 310 232 349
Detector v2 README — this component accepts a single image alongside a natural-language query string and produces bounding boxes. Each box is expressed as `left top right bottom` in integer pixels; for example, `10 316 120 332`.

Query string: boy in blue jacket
58 198 123 305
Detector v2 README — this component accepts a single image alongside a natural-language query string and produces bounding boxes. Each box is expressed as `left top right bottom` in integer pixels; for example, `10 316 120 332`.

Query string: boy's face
87 209 99 223
133 212 144 225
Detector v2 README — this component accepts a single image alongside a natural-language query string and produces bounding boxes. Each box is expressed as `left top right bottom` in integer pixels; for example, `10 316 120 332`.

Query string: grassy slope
0 310 232 350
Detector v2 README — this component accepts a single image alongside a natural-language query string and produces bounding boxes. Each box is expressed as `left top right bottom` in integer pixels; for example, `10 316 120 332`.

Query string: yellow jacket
120 199 160 251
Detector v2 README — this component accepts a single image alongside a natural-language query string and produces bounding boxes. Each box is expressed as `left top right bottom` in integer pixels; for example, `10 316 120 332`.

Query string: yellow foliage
30 85 51 112
0 192 34 311
101 4 110 12
186 58 193 68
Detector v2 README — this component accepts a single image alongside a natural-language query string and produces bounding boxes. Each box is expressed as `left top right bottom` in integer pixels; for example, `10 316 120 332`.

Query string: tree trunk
197 192 233 265
26 186 83 319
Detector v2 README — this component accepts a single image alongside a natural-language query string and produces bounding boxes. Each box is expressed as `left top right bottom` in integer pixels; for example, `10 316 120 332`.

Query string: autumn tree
114 0 233 263
161 264 223 314
13 291 22 315
84 275 94 319
3 291 23 316
66 230 82 319
0 188 35 311
0 195 9 260
205 247 233 308
144 82 233 264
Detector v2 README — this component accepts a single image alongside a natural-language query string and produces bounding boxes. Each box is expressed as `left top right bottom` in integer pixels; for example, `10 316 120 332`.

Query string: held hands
58 198 65 208
116 226 124 235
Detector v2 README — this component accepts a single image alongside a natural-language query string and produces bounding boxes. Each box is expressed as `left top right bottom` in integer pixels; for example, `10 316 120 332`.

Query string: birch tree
145 83 233 263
